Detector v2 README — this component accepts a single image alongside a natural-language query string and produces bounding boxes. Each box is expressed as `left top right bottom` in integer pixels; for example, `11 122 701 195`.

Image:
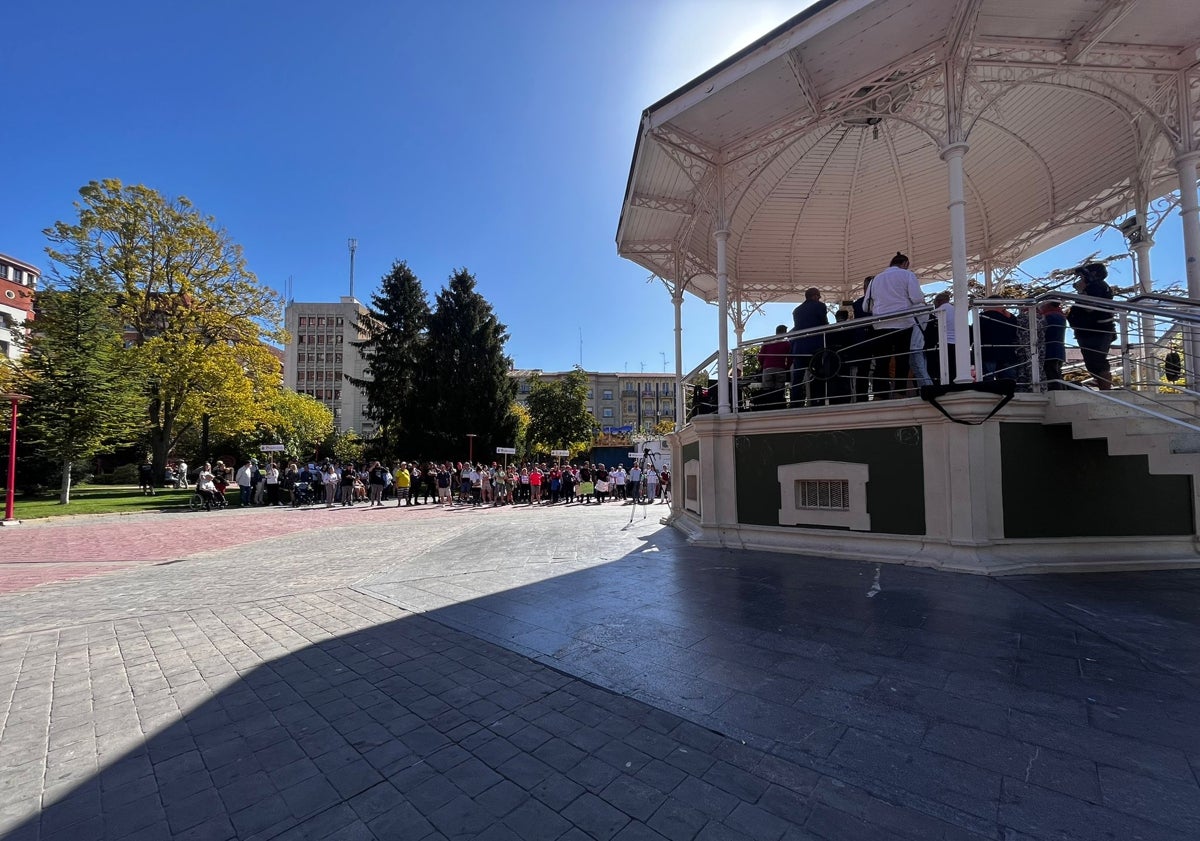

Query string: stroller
291 478 316 507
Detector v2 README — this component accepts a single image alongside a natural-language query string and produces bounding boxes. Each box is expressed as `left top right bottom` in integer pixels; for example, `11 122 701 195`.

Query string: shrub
92 463 140 485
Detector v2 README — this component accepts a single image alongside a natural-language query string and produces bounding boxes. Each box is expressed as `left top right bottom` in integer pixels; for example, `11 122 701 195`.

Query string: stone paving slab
0 501 452 594
0 501 1196 840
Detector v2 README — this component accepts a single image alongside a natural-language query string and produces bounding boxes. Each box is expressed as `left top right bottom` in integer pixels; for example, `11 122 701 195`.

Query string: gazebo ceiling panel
618 0 1198 304
795 0 956 94
979 0 1200 49
670 63 809 152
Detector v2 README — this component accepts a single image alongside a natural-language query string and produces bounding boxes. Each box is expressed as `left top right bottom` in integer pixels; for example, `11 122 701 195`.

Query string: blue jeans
239 484 251 505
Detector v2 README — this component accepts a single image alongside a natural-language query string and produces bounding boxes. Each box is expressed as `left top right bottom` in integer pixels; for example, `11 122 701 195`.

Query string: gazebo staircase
1042 390 1200 481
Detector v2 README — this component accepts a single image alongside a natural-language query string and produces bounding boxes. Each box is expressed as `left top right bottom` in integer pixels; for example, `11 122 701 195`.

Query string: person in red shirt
758 324 792 408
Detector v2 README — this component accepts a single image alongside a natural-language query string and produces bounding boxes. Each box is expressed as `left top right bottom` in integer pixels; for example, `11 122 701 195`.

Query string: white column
716 229 731 414
1132 238 1154 294
1131 237 1155 388
1176 152 1200 382
941 142 973 382
673 292 685 428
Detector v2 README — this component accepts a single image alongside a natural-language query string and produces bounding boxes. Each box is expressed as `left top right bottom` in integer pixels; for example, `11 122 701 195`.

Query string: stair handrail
974 293 1200 326
1053 380 1200 434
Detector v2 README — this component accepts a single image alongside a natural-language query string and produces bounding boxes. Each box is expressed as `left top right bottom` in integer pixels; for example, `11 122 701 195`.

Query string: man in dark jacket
1067 263 1116 390
790 287 830 405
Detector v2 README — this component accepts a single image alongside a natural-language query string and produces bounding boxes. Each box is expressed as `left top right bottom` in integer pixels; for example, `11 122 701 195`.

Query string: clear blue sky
1 1 1189 376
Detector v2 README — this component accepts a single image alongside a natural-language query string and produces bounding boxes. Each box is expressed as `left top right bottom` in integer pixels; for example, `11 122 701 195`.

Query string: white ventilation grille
796 479 850 511
778 461 869 531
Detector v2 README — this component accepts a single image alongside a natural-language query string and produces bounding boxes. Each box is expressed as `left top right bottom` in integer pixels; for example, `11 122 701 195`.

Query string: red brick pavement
0 501 453 594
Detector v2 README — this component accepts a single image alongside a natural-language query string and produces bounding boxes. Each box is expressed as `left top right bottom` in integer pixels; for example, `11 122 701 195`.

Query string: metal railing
683 292 1200 424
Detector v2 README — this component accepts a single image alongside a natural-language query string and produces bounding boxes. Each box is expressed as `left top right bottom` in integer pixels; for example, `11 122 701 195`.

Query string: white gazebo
617 0 1200 573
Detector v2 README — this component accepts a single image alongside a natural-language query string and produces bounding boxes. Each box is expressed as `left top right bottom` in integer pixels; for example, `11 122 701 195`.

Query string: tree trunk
59 459 73 505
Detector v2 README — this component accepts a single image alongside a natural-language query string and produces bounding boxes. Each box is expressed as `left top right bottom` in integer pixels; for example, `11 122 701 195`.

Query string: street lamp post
466 433 476 464
2 393 30 525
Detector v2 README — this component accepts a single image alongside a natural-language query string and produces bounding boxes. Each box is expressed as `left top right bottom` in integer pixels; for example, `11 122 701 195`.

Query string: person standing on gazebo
790 287 830 406
864 253 924 398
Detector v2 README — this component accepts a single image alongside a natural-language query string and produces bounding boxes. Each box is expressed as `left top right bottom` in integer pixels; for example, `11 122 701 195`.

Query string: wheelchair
188 487 227 512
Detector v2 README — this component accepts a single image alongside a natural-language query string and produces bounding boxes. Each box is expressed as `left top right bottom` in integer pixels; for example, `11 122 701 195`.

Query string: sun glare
632 1 814 104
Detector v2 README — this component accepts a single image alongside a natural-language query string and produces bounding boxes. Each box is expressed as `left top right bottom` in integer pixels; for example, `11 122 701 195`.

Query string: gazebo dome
617 0 1200 304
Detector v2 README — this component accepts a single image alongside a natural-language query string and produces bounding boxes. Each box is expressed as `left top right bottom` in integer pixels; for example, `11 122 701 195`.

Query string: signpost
259 444 286 452
550 448 570 466
496 446 516 468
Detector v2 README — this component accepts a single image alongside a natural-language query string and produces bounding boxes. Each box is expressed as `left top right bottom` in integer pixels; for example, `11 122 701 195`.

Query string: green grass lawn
0 486 228 519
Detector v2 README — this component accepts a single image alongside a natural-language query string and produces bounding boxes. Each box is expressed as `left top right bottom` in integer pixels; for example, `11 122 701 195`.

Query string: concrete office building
283 297 372 436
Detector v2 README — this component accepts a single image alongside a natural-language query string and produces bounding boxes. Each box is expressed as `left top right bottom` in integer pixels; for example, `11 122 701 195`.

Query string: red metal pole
5 396 17 521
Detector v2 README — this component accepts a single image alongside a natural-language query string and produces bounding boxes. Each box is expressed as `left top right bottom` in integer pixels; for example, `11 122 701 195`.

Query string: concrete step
1043 391 1200 477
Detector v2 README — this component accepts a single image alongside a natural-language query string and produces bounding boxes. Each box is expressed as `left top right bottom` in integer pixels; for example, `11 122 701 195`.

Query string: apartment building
0 253 39 361
283 297 372 435
510 369 676 433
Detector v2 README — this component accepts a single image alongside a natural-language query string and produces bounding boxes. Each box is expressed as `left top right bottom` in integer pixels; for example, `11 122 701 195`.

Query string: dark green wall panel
733 427 925 534
682 441 699 464
1000 423 1193 537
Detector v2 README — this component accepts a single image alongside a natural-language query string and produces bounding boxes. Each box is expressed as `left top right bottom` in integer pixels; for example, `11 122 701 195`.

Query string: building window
602 407 613 418
602 389 613 400
587 389 594 399
298 316 306 327
318 317 325 327
624 403 635 414
335 353 343 363
335 335 343 344
362 405 370 416
336 317 344 326
334 390 341 400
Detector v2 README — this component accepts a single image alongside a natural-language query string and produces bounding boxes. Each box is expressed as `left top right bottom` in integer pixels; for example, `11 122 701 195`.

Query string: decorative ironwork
630 193 696 215
647 124 716 187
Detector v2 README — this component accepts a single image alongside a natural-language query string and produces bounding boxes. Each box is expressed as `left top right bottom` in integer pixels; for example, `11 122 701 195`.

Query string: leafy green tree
422 268 517 458
651 419 676 436
525 368 594 456
510 402 531 460
15 257 145 503
43 180 284 478
347 260 429 458
327 429 365 464
250 389 335 462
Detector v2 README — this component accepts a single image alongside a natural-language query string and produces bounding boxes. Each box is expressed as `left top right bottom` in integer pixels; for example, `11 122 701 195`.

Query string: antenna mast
347 238 358 299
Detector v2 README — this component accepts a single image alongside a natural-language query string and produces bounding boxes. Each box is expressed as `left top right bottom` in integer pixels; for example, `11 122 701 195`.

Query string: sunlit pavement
0 501 1196 840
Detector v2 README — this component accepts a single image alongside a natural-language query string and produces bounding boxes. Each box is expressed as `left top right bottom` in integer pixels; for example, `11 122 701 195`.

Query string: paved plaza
0 501 1197 840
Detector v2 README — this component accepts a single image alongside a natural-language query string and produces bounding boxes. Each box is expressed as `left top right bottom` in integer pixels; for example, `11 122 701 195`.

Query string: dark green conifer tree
348 260 429 457
422 268 517 459
15 253 146 503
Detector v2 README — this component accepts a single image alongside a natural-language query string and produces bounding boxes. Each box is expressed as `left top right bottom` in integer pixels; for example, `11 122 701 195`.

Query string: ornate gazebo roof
616 0 1200 304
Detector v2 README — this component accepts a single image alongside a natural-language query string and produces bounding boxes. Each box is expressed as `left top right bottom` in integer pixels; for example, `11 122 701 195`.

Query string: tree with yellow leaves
44 180 284 476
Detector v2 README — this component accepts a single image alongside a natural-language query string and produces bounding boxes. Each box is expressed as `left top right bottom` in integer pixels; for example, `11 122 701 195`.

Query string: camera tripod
628 449 660 523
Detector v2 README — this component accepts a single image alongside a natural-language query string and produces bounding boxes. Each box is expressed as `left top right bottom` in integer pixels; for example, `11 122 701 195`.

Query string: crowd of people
744 253 1116 409
181 457 672 511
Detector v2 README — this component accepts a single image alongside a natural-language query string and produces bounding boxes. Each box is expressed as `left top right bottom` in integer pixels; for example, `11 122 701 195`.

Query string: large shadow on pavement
7 523 1200 841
